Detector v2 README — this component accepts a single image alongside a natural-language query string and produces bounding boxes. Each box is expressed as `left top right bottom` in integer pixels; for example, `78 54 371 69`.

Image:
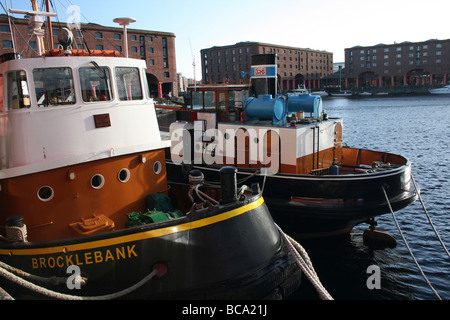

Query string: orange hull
0 149 168 242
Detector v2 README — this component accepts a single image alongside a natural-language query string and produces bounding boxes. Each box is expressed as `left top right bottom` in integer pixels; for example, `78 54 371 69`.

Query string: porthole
37 186 54 201
153 161 162 174
91 174 105 189
118 168 131 183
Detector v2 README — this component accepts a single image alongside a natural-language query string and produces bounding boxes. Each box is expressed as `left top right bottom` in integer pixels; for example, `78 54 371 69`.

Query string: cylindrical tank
244 95 287 125
287 95 323 119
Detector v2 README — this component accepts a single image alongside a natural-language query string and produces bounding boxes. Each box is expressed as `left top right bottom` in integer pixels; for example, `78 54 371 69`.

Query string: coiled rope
276 224 333 300
381 186 442 300
0 262 158 300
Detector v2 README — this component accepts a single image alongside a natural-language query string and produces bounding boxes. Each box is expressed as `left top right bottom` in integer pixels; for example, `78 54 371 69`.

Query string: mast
8 8 57 56
30 0 45 53
45 0 54 50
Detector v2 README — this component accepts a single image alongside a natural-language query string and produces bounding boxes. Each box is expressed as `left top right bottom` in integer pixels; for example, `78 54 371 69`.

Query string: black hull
166 159 418 238
0 195 301 299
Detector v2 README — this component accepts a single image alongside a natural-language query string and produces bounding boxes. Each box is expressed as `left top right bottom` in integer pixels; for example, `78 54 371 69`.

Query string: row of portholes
37 161 162 202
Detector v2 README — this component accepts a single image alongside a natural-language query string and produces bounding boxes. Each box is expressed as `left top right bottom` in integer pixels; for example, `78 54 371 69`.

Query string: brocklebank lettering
31 244 138 269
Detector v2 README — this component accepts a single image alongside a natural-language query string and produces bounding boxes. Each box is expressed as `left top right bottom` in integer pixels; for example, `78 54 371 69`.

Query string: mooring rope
276 224 333 300
411 173 450 258
381 186 442 300
0 262 158 300
0 260 86 286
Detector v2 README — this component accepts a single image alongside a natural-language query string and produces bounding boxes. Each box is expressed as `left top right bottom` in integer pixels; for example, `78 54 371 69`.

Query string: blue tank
287 95 323 119
244 95 287 125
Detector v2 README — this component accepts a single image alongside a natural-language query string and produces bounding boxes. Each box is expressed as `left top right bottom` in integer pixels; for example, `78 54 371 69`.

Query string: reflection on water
289 95 450 300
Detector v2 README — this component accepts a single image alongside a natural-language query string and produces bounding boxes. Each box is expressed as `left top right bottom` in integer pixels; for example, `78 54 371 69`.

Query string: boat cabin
0 51 170 242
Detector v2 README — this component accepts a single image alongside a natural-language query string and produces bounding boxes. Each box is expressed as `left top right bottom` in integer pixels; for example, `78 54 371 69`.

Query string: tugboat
0 11 302 299
166 54 418 238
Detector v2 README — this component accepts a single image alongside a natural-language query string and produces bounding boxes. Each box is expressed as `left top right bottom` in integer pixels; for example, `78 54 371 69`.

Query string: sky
5 0 450 80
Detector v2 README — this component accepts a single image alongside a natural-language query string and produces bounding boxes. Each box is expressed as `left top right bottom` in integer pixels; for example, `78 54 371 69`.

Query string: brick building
201 42 333 91
0 15 177 97
344 39 450 90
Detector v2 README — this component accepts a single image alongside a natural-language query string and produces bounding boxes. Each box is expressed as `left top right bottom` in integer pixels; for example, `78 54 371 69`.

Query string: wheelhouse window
115 67 143 100
33 67 75 107
8 70 30 110
79 64 113 102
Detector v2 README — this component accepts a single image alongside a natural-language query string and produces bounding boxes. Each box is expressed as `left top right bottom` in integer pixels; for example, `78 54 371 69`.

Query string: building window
149 59 155 66
95 32 103 39
132 46 137 53
436 51 442 55
148 47 153 54
96 45 103 50
436 43 442 48
163 58 168 68
2 40 13 49
164 72 170 78
114 33 121 40
77 44 84 49
148 36 153 42
115 45 122 52
131 35 137 41
0 25 11 33
162 37 167 46
76 30 82 38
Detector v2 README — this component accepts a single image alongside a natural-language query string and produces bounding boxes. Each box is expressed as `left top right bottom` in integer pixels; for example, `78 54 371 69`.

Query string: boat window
204 91 215 110
7 70 31 110
79 65 113 102
115 67 143 101
33 67 75 107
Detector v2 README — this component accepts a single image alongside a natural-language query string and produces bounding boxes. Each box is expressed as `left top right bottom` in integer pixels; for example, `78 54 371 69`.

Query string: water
290 94 450 300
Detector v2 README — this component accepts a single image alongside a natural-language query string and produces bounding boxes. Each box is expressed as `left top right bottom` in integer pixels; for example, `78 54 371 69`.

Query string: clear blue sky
5 0 450 80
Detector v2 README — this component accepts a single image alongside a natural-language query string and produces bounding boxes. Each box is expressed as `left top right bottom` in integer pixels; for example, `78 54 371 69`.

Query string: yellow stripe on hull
0 197 265 256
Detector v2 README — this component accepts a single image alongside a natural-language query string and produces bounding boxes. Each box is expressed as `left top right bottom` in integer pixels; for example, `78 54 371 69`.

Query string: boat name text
31 244 138 269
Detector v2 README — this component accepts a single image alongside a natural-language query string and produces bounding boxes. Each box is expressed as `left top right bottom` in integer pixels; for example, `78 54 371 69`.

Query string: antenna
113 17 136 58
8 8 57 56
189 38 196 87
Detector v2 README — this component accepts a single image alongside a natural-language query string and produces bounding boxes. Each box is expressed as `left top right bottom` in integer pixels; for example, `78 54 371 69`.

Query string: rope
276 224 333 300
411 174 450 258
0 262 158 300
0 261 86 286
381 186 442 300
